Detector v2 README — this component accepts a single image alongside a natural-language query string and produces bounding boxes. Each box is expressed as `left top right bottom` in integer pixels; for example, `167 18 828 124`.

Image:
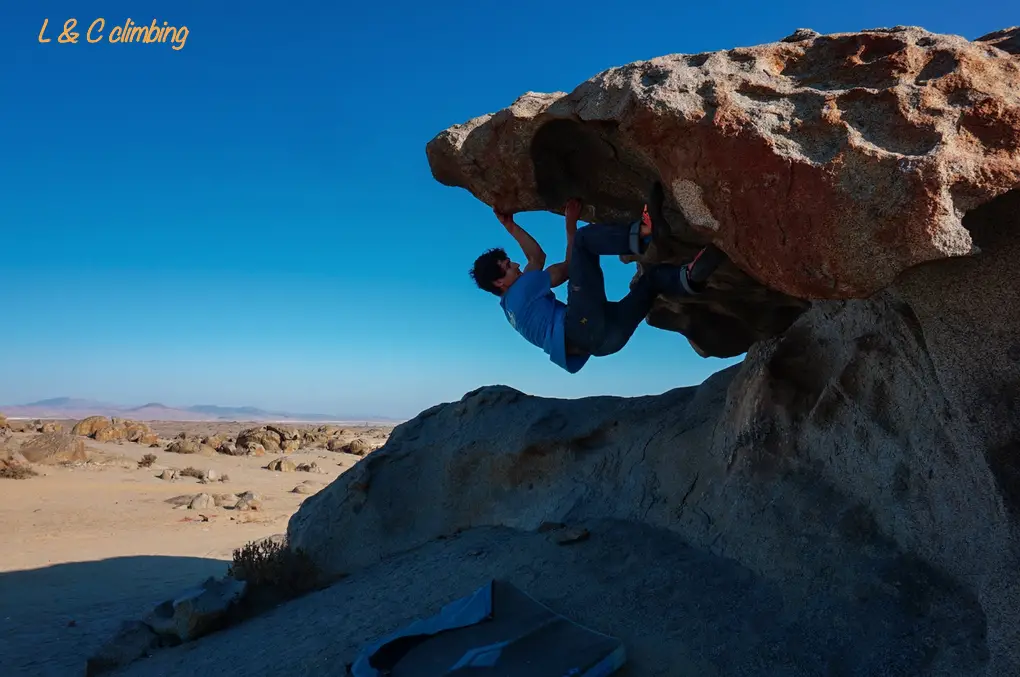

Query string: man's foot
644 181 667 237
633 181 666 255
679 244 727 294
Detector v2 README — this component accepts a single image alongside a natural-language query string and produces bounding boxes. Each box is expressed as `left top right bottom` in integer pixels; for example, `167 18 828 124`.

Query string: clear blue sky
1 1 1011 418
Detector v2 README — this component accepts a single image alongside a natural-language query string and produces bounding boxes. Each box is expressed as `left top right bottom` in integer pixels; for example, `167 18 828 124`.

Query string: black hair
469 247 509 296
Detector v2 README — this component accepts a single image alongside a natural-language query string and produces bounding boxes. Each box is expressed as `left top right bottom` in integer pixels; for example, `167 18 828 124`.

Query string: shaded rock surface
109 521 985 677
288 187 1020 674
426 25 1020 357
84 621 159 677
142 577 247 643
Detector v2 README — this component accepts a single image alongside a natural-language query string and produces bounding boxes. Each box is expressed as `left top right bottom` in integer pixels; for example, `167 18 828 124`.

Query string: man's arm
546 198 581 288
494 209 546 271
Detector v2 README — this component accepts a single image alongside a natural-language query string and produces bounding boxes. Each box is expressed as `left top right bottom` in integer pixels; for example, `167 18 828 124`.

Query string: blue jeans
564 221 691 357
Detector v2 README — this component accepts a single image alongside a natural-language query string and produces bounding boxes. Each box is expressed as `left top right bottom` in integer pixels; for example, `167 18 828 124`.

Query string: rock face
289 189 1020 674
426 25 1020 357
287 28 1020 673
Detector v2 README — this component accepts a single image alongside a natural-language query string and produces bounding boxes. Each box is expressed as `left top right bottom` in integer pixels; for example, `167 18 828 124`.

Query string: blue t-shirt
499 269 590 374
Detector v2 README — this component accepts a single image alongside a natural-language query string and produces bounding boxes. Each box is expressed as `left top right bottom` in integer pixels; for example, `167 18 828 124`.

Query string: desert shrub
0 464 38 479
138 454 158 468
220 473 230 483
226 537 320 597
180 467 204 479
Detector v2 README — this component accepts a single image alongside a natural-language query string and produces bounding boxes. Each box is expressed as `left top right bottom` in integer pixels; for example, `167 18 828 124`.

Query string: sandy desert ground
0 419 392 677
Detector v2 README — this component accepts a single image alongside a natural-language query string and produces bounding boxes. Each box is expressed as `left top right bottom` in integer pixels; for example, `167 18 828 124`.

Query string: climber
469 182 727 373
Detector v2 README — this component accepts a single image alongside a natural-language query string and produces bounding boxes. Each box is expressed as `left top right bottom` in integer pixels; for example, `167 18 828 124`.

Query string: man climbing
469 182 727 373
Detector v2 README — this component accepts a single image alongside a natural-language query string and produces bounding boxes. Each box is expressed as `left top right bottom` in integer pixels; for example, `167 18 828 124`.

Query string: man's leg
590 245 729 356
564 221 645 352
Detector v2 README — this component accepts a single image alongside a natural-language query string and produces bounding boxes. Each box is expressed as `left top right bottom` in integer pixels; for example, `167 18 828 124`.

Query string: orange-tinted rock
71 416 111 437
94 426 125 442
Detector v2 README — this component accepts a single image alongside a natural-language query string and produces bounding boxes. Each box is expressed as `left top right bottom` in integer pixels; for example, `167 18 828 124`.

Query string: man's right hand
493 208 516 230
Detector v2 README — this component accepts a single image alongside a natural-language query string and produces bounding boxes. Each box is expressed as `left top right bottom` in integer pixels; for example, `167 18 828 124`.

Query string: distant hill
0 397 401 423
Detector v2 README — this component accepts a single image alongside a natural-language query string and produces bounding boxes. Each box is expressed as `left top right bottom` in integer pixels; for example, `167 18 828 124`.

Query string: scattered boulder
296 462 325 473
94 426 125 442
84 620 160 677
188 493 215 510
166 440 205 455
300 425 346 448
0 412 8 431
17 432 88 465
216 441 239 456
202 434 228 449
236 427 283 453
213 493 238 507
328 437 371 455
158 469 178 481
142 576 247 642
125 424 153 443
234 497 262 511
266 458 296 473
292 482 316 495
72 417 155 445
39 421 62 434
71 416 112 437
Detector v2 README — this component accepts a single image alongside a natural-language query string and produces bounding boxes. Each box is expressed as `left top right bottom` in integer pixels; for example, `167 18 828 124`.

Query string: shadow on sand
0 555 227 677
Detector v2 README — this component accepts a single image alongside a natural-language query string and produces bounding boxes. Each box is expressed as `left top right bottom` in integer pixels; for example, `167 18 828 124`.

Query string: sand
0 420 390 677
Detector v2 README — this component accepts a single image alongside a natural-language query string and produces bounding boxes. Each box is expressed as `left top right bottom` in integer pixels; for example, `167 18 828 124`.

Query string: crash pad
350 579 626 676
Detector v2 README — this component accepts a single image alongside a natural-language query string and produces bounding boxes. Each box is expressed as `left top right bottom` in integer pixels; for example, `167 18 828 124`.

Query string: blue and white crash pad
350 579 626 676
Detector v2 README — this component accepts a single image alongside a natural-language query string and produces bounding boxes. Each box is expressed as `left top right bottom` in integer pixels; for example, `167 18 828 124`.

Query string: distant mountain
23 397 117 409
0 397 401 423
182 404 343 421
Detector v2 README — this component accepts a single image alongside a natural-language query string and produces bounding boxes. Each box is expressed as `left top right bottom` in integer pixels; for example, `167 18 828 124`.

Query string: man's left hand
564 198 582 224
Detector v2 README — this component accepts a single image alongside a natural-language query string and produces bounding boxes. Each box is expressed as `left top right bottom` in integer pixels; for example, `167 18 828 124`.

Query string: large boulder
18 432 89 465
287 25 1020 677
236 427 283 453
426 25 1020 357
290 187 1020 674
72 416 112 437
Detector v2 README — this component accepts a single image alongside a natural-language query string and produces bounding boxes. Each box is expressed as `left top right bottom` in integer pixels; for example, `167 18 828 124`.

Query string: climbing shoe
679 244 727 294
629 181 667 255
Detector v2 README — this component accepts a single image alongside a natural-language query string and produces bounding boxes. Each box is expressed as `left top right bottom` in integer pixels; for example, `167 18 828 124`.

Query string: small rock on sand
188 493 215 510
234 497 262 511
266 458 296 472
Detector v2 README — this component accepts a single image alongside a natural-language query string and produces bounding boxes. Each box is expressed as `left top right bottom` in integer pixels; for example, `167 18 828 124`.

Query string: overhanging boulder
426 25 1020 357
